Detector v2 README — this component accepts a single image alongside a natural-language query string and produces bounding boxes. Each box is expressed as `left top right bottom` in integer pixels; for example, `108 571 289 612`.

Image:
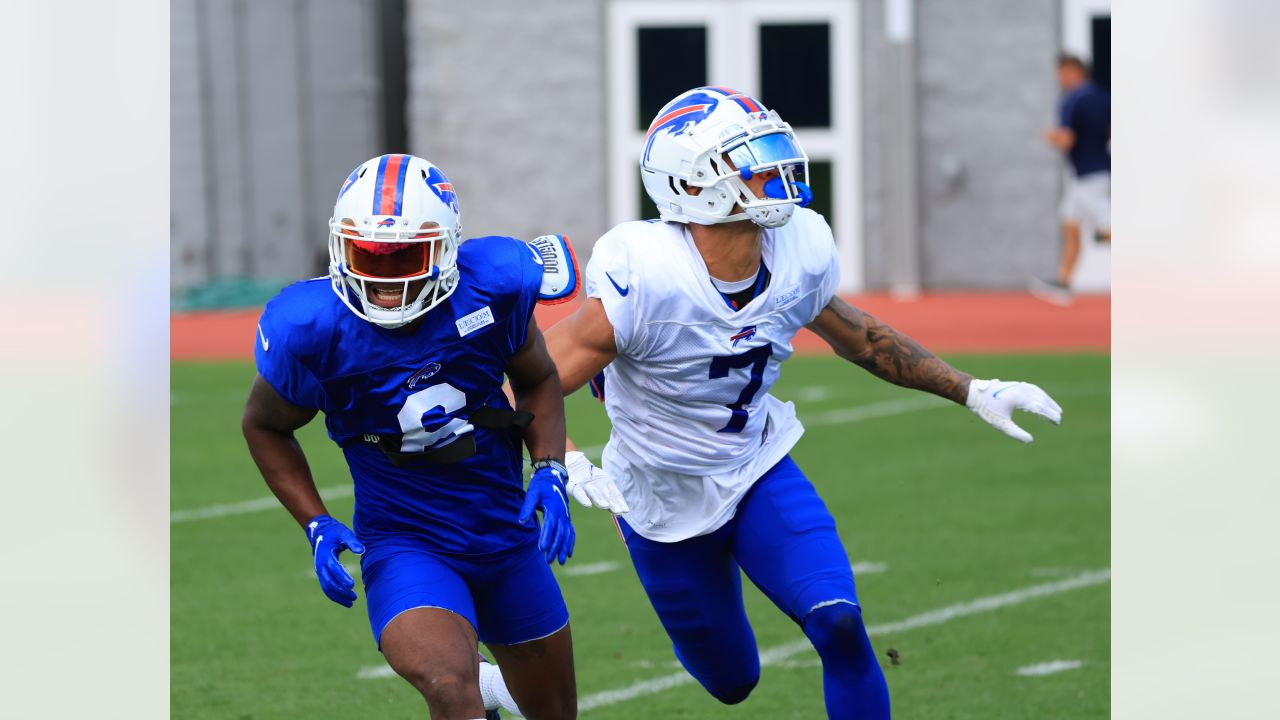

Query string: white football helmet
327 154 462 328
640 86 812 228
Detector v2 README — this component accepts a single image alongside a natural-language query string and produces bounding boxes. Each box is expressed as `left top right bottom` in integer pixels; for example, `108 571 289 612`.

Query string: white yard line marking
300 561 360 580
172 396 947 524
774 658 823 669
577 568 1110 712
559 560 881 580
559 561 621 577
356 665 398 680
170 485 353 523
1030 567 1081 577
630 659 683 670
1015 659 1084 677
795 386 836 403
801 396 949 426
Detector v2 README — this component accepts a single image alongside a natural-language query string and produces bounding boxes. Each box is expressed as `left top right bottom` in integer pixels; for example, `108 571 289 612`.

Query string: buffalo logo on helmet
376 217 397 227
424 166 459 214
337 167 362 200
643 91 721 164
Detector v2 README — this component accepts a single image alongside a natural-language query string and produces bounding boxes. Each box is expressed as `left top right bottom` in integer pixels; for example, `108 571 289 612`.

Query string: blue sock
803 602 890 719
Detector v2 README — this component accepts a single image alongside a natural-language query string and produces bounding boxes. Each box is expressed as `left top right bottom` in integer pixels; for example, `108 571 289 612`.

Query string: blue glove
518 466 576 565
305 514 365 608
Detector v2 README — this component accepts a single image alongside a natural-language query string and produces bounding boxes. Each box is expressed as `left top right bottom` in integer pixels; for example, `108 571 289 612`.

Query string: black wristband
530 458 569 480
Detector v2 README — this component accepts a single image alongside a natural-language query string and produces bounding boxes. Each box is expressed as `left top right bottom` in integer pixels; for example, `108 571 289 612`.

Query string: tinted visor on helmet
345 240 439 279
726 132 806 172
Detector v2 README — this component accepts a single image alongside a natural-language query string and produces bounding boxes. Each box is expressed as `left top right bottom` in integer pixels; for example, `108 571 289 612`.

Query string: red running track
171 292 1109 361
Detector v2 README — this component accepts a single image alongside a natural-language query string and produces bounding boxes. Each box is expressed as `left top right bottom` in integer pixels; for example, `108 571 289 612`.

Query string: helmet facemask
327 217 460 329
705 122 813 229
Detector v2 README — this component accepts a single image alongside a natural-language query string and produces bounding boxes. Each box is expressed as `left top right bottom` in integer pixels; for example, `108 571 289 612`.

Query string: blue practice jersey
254 236 545 555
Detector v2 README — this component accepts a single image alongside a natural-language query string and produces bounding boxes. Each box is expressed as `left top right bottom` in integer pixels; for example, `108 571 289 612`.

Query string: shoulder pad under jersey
528 234 580 305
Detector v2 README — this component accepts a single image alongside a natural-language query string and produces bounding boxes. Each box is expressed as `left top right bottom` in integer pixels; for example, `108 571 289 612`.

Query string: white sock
479 659 523 717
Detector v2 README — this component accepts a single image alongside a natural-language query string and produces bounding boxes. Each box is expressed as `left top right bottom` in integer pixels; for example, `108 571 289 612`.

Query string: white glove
966 379 1063 443
565 451 630 514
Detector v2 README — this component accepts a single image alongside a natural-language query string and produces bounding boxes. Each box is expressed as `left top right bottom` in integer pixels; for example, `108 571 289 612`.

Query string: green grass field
171 353 1109 719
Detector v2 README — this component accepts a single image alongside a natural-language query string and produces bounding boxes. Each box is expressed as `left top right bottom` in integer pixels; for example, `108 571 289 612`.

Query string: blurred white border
0 0 169 714
1114 1 1280 716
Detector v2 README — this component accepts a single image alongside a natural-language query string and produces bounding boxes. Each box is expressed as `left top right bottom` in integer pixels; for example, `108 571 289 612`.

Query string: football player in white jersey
540 87 1064 719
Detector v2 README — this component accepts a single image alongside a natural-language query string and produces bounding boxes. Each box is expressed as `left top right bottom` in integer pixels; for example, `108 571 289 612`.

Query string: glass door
607 0 863 291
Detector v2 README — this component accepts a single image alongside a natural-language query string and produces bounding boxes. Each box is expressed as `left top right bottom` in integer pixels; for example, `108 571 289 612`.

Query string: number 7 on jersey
708 344 773 433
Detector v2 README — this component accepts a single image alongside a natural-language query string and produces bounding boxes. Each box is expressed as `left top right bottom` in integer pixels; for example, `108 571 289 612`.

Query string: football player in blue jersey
243 154 576 719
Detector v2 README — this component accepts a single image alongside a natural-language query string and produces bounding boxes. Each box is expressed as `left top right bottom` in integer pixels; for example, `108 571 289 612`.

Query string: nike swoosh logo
992 386 1011 399
552 485 568 511
604 272 629 297
257 324 270 352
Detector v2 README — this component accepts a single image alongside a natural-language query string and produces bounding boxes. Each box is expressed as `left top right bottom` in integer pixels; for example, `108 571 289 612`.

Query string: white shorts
1060 171 1111 232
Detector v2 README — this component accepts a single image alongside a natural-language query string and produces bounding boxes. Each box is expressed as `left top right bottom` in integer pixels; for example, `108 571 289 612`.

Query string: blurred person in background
1033 53 1111 306
242 154 576 719
546 87 1064 719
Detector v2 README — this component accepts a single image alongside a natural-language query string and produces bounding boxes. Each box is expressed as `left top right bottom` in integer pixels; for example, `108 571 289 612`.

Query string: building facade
171 0 1111 297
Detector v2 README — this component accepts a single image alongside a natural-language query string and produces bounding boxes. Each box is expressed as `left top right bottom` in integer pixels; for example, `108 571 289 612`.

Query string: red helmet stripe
646 104 713 138
704 86 764 113
378 154 408 215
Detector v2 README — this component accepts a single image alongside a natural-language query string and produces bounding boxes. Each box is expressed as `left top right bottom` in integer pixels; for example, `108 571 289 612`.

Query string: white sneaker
1029 277 1073 307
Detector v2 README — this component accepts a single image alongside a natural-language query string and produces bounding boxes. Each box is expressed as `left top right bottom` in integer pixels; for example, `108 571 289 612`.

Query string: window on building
637 27 708 130
804 160 833 225
759 23 831 127
1090 16 1110 91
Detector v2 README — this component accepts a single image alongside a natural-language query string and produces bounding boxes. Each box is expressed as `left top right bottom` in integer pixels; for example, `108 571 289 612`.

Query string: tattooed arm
806 297 1064 442
806 296 972 404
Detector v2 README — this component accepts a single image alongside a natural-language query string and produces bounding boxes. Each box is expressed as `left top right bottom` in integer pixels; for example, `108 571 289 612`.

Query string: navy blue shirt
254 236 545 555
1059 81 1111 177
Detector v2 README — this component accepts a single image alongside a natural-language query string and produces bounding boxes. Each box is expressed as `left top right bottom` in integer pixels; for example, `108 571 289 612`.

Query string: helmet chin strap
730 175 813 228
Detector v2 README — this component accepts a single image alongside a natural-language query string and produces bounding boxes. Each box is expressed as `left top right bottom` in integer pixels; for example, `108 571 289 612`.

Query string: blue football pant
361 536 569 648
616 455 890 719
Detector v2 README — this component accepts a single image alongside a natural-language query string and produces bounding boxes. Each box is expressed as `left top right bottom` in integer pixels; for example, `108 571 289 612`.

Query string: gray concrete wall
914 0 1061 287
170 0 383 292
174 0 1069 292
406 0 608 249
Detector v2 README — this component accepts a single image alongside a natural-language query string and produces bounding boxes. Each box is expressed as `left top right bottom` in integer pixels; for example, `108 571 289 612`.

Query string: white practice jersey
586 208 841 542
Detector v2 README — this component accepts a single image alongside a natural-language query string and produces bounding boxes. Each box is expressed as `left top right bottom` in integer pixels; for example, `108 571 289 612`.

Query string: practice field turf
171 353 1109 719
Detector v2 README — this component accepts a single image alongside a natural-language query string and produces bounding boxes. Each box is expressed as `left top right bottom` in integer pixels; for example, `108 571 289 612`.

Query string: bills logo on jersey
424 165 459 213
730 326 757 347
643 92 720 163
406 361 442 389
